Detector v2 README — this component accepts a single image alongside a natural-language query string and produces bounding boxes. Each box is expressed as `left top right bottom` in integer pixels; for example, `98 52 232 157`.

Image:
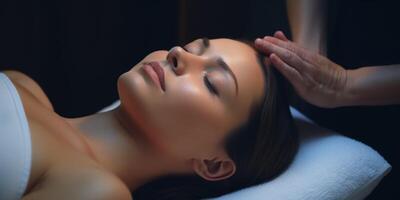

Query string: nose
166 46 205 76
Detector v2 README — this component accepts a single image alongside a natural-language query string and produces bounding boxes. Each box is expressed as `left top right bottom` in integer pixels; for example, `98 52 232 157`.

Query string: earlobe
192 158 236 181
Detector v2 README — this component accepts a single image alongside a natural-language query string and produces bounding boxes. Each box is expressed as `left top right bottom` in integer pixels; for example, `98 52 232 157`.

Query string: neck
64 105 183 191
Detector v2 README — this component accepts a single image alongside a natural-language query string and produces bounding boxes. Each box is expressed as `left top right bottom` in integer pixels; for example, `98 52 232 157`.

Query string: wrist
339 69 359 107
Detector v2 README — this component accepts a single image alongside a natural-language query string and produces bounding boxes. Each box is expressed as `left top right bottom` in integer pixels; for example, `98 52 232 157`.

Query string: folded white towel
212 108 391 200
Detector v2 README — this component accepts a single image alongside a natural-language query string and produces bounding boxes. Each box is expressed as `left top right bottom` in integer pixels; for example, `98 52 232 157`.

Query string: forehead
190 38 266 119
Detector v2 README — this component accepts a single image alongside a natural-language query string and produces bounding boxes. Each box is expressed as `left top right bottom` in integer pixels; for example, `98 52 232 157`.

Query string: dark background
1 0 399 199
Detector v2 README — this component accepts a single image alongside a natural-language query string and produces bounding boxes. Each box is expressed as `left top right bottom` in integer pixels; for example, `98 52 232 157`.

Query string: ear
191 152 236 181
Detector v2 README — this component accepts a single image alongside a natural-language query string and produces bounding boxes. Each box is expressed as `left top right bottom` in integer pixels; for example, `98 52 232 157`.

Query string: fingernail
263 36 273 40
278 31 286 37
255 38 263 45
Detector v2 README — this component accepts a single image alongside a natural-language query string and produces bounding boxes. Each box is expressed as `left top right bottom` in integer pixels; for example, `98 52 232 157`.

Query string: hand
255 31 349 108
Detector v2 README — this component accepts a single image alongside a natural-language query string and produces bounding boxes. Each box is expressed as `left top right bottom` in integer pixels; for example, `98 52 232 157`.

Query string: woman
1 38 299 200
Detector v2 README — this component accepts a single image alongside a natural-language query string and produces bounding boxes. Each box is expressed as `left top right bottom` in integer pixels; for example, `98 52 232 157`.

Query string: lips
142 61 166 91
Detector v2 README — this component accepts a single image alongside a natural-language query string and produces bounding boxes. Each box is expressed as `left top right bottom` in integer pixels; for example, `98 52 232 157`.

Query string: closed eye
182 46 190 53
204 75 219 96
182 44 220 97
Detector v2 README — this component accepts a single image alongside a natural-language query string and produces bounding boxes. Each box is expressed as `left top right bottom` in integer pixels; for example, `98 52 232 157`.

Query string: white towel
212 108 391 200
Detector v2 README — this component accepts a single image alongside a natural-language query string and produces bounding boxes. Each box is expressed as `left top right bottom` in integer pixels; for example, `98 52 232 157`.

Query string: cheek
149 82 227 158
161 80 222 130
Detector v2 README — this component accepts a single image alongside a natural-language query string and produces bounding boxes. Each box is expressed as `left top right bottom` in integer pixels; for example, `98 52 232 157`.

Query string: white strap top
0 72 32 200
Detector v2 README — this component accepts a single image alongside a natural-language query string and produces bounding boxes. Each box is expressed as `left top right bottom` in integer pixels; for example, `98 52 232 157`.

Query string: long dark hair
132 39 299 200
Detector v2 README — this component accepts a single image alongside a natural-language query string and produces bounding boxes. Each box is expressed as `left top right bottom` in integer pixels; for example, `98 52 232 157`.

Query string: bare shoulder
2 70 54 111
23 163 132 200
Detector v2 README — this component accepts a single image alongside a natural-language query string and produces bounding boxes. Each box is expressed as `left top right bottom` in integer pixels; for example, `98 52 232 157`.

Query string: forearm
286 0 327 55
343 65 400 106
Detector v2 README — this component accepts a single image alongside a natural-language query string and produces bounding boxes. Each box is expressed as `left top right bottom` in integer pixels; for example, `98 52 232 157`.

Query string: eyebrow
198 37 209 55
200 37 239 97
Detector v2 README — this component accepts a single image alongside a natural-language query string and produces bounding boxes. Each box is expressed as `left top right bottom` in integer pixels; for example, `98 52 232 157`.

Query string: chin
117 69 147 109
117 70 151 132
116 70 168 152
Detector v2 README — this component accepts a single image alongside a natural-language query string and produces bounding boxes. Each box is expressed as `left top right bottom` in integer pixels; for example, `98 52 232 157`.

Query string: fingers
272 31 289 41
262 36 317 64
269 53 303 88
255 38 310 73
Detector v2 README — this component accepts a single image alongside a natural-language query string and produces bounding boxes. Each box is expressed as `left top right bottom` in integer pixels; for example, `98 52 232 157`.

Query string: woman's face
118 38 265 161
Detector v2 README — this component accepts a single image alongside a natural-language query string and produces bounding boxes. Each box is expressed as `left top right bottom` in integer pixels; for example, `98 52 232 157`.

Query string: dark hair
132 39 299 200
